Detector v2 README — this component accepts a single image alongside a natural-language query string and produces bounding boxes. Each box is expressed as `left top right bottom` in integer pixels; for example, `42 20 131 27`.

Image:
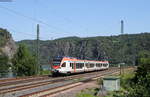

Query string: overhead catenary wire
0 4 91 38
0 4 100 40
0 6 80 36
0 15 52 40
38 2 88 35
1 24 50 40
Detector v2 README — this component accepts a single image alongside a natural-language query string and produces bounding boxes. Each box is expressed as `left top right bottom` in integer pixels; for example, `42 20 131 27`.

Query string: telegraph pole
37 24 40 74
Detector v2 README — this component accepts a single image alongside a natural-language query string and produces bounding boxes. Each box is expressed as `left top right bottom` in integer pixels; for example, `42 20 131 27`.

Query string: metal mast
37 24 40 74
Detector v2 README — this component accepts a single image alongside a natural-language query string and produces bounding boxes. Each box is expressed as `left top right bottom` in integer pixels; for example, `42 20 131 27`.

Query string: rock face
1 37 17 59
0 28 17 59
39 38 108 65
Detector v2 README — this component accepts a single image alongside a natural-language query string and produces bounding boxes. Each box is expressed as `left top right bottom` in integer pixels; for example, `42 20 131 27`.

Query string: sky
0 0 150 41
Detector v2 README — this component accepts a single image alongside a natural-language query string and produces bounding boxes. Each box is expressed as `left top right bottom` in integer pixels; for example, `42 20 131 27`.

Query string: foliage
120 72 134 89
0 55 10 77
111 51 150 97
12 44 37 76
106 90 126 97
126 52 150 97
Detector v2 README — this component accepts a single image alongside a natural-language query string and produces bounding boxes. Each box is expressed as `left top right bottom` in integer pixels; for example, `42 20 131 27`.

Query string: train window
96 63 101 67
103 63 108 67
70 63 74 69
76 63 78 69
86 63 90 68
73 63 74 69
76 63 84 69
76 63 79 69
90 63 94 67
61 62 66 67
81 63 84 68
103 63 105 67
70 63 71 67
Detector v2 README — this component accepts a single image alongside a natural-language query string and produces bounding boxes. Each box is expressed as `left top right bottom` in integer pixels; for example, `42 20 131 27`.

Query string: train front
51 56 63 76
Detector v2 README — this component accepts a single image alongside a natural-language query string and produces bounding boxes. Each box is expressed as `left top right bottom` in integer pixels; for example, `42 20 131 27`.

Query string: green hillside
18 33 150 66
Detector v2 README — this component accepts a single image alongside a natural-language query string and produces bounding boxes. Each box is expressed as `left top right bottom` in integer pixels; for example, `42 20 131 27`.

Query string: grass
76 88 99 97
76 93 96 97
73 77 84 82
40 70 51 75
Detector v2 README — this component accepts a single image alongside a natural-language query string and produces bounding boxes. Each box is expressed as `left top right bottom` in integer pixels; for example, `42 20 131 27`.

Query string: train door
76 62 84 73
60 62 66 73
85 62 90 72
65 61 71 73
69 62 74 73
60 61 70 73
94 62 97 70
102 63 104 69
74 62 76 73
83 62 86 72
107 63 109 68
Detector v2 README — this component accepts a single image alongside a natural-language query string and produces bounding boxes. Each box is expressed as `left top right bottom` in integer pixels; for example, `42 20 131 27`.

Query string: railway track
21 67 123 97
0 75 49 87
0 75 49 82
0 67 117 88
39 71 121 97
0 67 133 97
0 68 116 93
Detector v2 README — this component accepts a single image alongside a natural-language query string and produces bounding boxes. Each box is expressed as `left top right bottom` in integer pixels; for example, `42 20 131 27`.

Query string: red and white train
51 56 109 75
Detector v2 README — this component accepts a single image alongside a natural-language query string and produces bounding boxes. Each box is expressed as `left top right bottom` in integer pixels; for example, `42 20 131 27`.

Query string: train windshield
53 63 60 66
52 56 63 66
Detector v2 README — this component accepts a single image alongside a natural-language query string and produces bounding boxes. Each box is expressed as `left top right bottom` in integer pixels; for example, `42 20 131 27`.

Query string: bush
0 55 10 77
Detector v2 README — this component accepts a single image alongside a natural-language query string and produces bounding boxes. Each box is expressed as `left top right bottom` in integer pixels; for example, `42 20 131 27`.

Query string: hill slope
18 33 150 65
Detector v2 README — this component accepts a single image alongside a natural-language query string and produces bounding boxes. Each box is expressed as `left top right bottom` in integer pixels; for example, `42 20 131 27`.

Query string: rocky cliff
0 28 17 59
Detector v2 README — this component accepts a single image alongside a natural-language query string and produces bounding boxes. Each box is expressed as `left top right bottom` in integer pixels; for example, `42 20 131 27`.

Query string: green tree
126 51 150 97
0 55 10 77
12 44 37 76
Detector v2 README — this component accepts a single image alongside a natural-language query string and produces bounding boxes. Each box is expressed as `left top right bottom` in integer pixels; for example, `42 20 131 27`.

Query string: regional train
51 56 109 75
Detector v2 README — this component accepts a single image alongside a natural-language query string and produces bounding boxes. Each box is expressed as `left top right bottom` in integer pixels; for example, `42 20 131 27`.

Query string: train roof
61 57 108 63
